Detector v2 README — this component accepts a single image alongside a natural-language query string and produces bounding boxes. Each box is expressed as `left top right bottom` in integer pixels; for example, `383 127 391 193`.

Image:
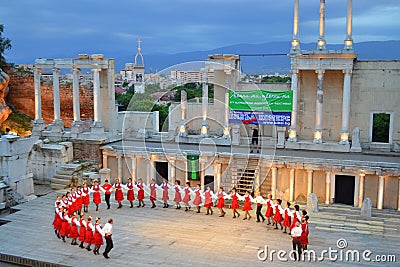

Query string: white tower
133 38 145 93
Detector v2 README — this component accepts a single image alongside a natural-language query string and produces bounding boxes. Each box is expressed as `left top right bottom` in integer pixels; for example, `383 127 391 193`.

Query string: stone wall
7 70 94 128
73 140 102 166
28 140 73 184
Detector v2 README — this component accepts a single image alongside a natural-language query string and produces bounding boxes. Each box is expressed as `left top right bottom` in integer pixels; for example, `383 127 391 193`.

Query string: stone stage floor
0 191 399 267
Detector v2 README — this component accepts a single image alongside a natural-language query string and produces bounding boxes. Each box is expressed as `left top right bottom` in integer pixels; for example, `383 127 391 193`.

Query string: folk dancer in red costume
113 178 124 209
75 185 83 214
52 196 61 237
216 187 228 217
272 199 284 230
147 178 160 208
161 178 171 208
85 216 94 251
228 188 241 218
264 194 274 225
91 180 103 211
59 208 71 242
66 192 73 216
181 181 193 211
101 179 112 210
124 178 135 208
70 188 77 215
241 190 253 220
289 204 301 234
78 213 87 249
253 192 265 222
136 178 146 208
173 180 182 209
69 212 81 246
93 217 104 255
301 215 310 250
53 204 63 239
282 201 292 234
193 184 203 213
81 183 90 212
203 185 214 215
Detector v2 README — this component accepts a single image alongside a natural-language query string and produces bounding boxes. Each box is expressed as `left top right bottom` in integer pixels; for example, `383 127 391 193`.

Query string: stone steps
50 163 85 190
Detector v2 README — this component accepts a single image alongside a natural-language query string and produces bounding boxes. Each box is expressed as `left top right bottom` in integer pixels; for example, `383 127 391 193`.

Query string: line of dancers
52 177 310 255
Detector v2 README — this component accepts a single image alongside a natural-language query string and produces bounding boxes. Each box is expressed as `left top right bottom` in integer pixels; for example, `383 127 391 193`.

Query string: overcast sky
1 0 399 63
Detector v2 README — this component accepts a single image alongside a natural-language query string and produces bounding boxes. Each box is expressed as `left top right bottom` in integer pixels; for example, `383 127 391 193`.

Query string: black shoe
79 244 84 248
256 220 260 222
142 203 145 207
233 216 236 218
86 247 91 251
166 204 169 208
250 150 253 153
257 150 260 153
96 206 98 211
219 214 224 217
243 217 247 220
103 252 109 259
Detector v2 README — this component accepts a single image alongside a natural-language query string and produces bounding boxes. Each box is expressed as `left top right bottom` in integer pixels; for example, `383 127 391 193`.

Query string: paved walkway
0 191 399 266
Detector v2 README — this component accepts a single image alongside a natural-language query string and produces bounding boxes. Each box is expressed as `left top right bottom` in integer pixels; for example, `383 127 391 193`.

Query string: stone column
169 159 176 184
344 0 353 50
214 163 222 190
271 167 278 199
289 168 295 201
223 90 230 138
314 70 325 143
325 170 331 204
354 174 360 207
200 162 205 191
102 154 108 169
358 172 365 208
291 0 300 52
377 174 385 210
72 67 82 127
33 67 45 132
52 68 62 125
92 68 103 128
117 154 122 181
131 156 137 182
340 69 352 144
179 90 188 136
307 169 313 196
200 77 209 137
317 0 326 50
288 69 298 141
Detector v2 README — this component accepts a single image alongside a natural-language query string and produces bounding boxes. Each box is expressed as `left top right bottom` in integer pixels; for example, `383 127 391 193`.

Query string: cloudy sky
1 0 399 64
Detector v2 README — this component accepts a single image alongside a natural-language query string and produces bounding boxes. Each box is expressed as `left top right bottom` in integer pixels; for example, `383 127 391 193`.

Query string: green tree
128 99 154 112
151 103 170 131
0 24 12 67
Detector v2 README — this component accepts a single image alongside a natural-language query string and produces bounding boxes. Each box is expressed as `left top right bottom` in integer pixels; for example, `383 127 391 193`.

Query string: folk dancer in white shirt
102 218 114 259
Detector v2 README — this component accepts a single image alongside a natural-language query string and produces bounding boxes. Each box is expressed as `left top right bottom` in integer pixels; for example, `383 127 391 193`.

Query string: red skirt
290 217 299 230
59 221 71 237
69 225 79 238
82 195 90 206
127 189 135 201
174 191 182 203
242 201 252 211
274 211 283 223
231 199 239 209
93 232 103 246
78 226 86 242
182 193 190 204
162 190 169 201
115 189 124 202
265 206 274 217
301 232 309 246
53 214 62 231
93 192 101 205
216 198 225 208
84 230 93 244
138 189 144 200
76 197 83 210
283 214 291 227
67 208 73 217
193 195 202 206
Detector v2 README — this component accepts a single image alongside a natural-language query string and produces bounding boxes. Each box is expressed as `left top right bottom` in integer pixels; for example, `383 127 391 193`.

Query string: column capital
92 68 101 73
359 170 366 177
52 67 60 73
290 69 299 75
315 69 325 75
34 67 42 73
73 67 81 72
343 69 352 75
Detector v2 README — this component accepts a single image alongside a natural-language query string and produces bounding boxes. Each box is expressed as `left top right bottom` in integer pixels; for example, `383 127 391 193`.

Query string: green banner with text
228 90 293 112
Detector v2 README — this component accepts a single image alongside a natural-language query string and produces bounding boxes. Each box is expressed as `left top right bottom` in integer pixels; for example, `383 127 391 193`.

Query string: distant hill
115 40 400 74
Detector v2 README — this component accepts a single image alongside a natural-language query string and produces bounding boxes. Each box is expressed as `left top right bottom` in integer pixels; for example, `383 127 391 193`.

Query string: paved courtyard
0 190 399 267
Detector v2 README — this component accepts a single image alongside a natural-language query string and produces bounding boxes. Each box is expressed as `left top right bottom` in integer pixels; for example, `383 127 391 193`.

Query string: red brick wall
7 70 94 128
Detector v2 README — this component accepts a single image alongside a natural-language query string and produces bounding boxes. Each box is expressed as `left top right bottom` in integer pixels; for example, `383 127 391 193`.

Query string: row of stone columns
288 68 352 144
33 67 103 133
291 0 353 51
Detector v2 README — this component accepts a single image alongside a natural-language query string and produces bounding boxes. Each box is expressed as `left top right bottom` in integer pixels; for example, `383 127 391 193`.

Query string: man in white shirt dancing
291 221 302 261
102 218 114 259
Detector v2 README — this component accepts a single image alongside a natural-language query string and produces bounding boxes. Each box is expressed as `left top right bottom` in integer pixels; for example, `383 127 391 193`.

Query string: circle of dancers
52 177 310 259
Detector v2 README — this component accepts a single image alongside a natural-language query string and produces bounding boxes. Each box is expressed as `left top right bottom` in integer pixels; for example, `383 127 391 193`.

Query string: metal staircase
220 155 260 195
